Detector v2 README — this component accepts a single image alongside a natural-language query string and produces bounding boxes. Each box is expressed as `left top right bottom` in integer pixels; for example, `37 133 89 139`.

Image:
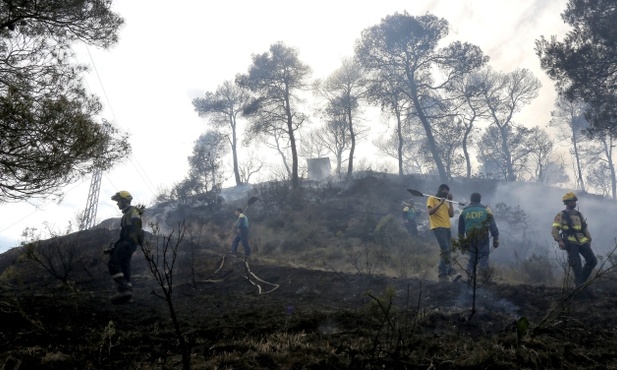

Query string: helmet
562 192 578 202
111 191 133 202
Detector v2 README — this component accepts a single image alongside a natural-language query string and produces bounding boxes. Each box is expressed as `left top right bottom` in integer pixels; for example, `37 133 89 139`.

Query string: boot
111 276 132 302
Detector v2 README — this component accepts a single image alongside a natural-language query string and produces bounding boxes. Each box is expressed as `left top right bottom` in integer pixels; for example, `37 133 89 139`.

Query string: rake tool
406 188 466 206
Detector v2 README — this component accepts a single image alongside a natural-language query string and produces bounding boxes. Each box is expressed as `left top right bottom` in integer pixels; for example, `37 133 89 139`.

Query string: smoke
454 181 617 265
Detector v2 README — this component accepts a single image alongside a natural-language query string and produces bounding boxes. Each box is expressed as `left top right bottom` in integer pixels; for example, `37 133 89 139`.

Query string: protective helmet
562 191 578 203
111 191 133 202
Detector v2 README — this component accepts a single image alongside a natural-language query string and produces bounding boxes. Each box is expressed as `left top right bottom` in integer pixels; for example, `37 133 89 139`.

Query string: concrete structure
307 158 331 181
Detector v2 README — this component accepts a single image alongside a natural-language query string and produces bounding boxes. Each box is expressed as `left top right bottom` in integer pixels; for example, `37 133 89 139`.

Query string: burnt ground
2 252 617 370
3 174 617 369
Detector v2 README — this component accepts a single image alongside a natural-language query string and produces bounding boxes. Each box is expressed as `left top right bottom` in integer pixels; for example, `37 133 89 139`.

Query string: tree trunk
395 105 404 176
230 116 242 186
463 125 472 178
604 136 617 200
285 95 300 189
410 94 448 182
499 124 516 181
571 131 586 193
347 106 355 179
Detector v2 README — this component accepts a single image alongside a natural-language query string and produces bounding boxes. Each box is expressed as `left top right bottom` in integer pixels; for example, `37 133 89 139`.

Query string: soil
2 252 617 370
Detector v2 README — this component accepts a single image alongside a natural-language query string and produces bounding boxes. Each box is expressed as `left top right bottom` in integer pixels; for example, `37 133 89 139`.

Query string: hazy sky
0 0 571 251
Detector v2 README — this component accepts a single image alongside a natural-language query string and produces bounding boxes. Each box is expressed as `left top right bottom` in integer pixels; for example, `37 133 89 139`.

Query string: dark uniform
402 200 419 236
108 191 143 302
551 192 597 286
458 193 499 280
231 209 251 257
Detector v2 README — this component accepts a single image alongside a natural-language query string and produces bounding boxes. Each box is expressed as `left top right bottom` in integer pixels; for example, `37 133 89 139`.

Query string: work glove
493 239 499 249
103 242 116 255
558 240 566 250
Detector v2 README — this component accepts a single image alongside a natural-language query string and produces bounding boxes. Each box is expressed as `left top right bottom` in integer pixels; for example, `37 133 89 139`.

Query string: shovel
407 188 466 206
244 196 259 212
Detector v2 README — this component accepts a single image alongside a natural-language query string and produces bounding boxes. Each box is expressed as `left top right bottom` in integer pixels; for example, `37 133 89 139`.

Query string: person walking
107 191 144 303
552 192 597 287
458 193 499 283
402 199 419 236
231 208 251 258
427 184 458 281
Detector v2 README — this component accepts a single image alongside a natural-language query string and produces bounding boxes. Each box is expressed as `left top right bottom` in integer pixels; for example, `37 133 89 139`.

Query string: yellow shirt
427 196 451 229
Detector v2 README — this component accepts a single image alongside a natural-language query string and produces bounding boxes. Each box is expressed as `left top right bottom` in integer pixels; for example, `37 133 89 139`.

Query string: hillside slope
1 173 617 369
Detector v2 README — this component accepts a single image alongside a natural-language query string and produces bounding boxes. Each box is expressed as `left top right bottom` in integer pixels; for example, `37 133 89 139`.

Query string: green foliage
516 316 529 342
374 214 407 248
168 131 226 207
536 0 617 136
0 1 127 201
192 80 251 186
345 213 378 241
98 320 117 366
493 201 531 240
236 42 312 189
355 11 487 182
254 179 293 214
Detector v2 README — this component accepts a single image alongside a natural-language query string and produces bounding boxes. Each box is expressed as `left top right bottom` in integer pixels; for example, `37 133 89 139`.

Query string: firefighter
551 192 597 287
458 193 499 282
231 208 251 257
402 199 419 236
107 191 144 303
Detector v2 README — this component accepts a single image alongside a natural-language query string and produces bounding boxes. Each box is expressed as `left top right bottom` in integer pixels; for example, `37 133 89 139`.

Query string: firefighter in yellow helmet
551 192 597 287
402 199 419 236
107 191 144 303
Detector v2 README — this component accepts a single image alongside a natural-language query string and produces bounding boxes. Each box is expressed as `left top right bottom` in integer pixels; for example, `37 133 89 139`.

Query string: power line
129 155 158 196
85 46 118 120
84 45 158 199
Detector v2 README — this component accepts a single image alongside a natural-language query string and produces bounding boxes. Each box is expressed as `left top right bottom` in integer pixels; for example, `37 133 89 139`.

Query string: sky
0 0 572 252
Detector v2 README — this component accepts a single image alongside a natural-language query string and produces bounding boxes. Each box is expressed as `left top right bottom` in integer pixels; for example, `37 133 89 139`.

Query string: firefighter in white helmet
107 190 144 303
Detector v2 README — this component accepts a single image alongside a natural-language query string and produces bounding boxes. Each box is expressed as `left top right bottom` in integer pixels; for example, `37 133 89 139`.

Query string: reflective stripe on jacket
551 210 590 245
120 206 144 245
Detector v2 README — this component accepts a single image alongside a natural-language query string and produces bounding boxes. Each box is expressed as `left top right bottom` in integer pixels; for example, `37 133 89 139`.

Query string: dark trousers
231 228 251 256
405 220 418 236
566 242 597 286
466 239 490 280
108 240 137 282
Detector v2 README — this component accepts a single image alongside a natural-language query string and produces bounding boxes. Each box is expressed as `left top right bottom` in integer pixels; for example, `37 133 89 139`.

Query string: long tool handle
406 188 465 206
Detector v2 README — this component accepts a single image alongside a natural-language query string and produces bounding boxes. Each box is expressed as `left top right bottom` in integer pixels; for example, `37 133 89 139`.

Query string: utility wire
84 45 157 198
